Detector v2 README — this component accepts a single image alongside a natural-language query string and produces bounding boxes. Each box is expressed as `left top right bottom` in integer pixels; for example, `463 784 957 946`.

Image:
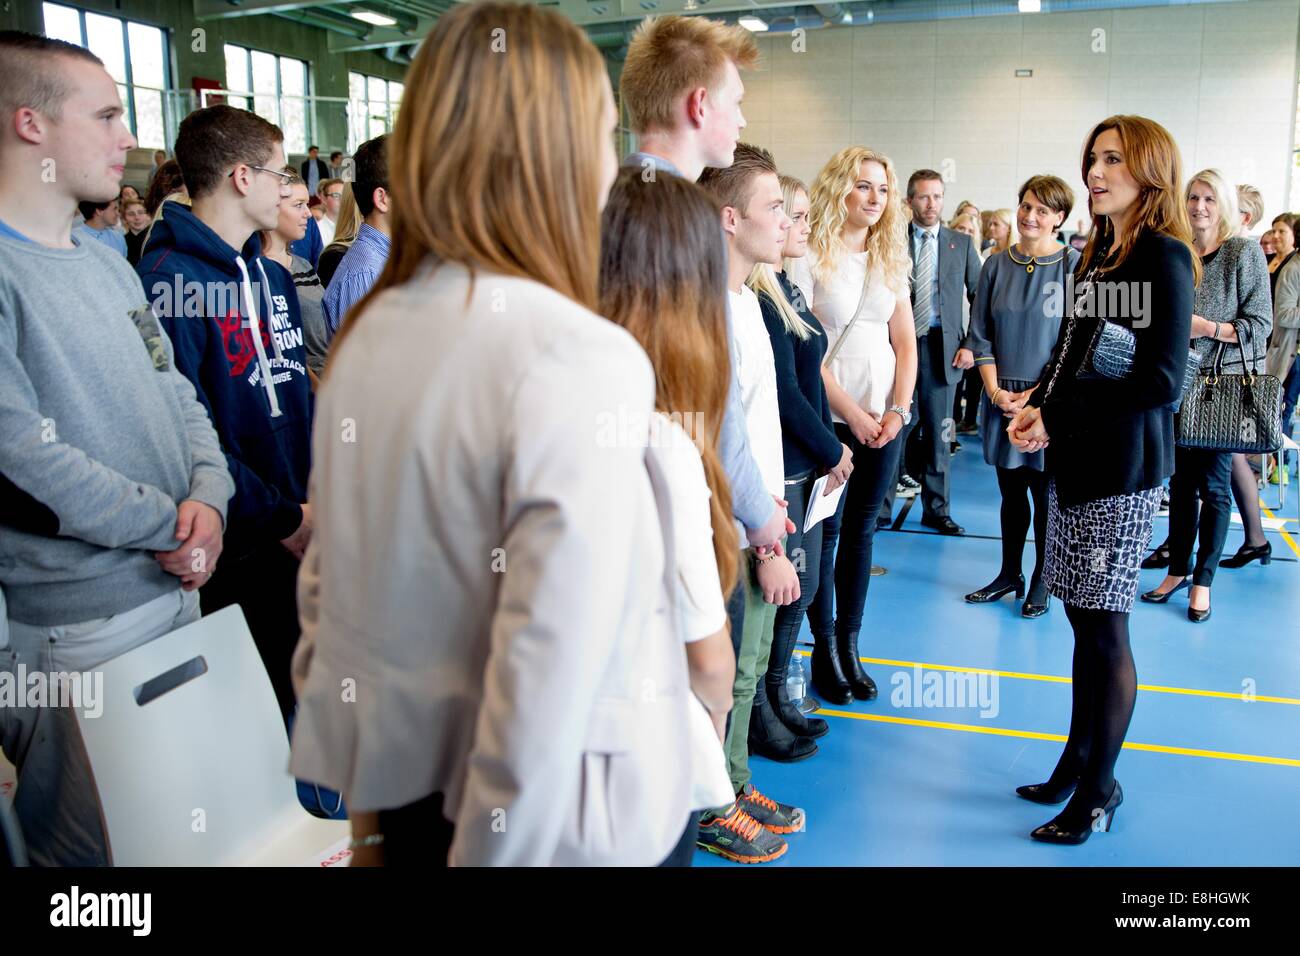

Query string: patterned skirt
1043 481 1163 612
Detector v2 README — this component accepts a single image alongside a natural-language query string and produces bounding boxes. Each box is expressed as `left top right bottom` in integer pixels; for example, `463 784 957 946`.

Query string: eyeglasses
228 164 295 184
324 192 343 200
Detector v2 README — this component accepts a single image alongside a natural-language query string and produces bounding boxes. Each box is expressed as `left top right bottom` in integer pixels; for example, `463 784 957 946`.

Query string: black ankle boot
837 629 877 701
811 631 852 704
771 680 828 739
748 696 818 763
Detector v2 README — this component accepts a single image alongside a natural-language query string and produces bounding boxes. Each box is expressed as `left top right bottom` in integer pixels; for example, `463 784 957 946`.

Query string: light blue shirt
73 222 128 259
911 222 942 330
619 151 776 538
616 150 774 538
321 223 390 337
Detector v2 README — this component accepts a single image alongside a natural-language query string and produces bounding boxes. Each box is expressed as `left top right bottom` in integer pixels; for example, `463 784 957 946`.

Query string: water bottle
786 652 806 706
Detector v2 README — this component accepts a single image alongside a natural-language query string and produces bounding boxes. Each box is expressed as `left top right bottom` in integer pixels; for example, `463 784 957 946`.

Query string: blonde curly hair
806 146 910 296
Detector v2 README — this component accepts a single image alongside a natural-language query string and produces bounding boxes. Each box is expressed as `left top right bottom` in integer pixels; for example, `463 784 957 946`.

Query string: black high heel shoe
1031 781 1123 845
1188 590 1211 624
811 631 853 705
1140 543 1171 569
1016 776 1078 805
838 629 877 701
965 574 1025 604
1020 578 1050 619
1220 541 1272 569
1139 577 1189 604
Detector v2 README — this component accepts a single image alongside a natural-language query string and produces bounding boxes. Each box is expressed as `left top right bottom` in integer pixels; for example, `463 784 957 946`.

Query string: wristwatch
888 404 912 426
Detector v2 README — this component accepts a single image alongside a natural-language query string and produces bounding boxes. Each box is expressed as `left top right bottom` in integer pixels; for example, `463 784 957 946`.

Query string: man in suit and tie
882 169 982 535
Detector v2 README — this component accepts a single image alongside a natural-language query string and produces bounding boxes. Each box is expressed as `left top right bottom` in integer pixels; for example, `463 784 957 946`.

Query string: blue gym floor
698 431 1300 866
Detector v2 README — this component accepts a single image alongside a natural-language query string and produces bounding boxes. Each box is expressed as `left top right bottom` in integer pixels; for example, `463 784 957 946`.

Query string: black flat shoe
1139 578 1189 604
921 514 965 536
771 682 829 739
1031 781 1123 845
1220 541 1272 568
965 574 1025 604
748 697 819 763
1140 543 1171 569
1016 777 1077 805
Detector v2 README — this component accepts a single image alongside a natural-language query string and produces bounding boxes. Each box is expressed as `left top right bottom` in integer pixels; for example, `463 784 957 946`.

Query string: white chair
75 605 348 866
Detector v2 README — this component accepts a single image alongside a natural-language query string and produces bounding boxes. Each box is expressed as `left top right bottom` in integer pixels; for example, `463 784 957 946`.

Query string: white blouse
787 252 899 420
646 412 734 811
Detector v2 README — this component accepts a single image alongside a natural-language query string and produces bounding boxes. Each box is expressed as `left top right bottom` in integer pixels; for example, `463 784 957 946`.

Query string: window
347 72 404 153
42 2 169 149
223 43 310 155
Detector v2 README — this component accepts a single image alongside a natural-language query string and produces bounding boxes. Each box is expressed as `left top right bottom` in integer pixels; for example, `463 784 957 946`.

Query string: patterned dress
1038 263 1164 612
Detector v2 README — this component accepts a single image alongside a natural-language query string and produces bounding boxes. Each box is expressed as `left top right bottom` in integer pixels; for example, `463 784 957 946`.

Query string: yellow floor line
815 708 1300 767
1258 496 1300 559
794 651 1300 706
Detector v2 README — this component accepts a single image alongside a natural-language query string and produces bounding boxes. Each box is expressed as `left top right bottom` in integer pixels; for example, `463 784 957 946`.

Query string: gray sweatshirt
0 228 234 626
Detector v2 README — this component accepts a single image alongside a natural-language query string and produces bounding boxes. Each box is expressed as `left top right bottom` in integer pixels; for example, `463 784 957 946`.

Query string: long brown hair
599 168 738 598
329 2 610 358
1078 115 1201 285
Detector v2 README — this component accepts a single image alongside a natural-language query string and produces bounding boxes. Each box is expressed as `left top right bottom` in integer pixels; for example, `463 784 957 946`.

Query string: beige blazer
289 262 693 866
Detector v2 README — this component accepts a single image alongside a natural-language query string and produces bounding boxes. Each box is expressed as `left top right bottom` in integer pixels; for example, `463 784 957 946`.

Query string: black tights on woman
1229 453 1267 549
991 466 1049 601
1041 604 1136 823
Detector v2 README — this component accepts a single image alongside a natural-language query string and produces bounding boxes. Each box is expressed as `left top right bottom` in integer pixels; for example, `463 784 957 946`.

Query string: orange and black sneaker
736 783 804 834
695 802 788 863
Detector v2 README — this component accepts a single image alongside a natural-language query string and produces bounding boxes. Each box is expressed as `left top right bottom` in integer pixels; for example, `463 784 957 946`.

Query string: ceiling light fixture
351 9 398 27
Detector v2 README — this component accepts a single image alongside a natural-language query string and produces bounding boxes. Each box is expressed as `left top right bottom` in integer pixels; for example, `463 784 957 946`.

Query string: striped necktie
913 229 935 336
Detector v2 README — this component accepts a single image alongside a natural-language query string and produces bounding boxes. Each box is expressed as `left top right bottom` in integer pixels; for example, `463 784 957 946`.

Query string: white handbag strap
822 263 873 368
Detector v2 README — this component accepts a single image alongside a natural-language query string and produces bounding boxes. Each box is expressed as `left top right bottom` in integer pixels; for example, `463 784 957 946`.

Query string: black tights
1229 453 1267 549
994 466 1048 596
1045 604 1135 823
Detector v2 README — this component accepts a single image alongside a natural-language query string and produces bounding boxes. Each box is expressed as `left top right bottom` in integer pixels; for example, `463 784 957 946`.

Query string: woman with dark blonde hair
1140 169 1271 620
289 2 695 867
1009 115 1197 844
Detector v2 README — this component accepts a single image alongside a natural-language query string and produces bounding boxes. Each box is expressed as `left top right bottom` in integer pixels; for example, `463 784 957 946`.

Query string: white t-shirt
787 253 899 420
317 214 336 248
728 285 784 502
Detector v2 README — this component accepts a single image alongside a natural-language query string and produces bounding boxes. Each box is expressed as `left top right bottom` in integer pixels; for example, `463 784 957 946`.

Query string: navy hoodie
137 202 313 559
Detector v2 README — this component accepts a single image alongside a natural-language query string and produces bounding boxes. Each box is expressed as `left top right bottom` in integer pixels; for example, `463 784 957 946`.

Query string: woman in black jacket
747 175 853 760
1007 115 1198 845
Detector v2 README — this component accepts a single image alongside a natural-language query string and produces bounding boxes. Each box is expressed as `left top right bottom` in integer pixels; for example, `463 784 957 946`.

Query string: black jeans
657 813 698 867
199 542 301 722
809 423 905 641
759 473 824 704
377 791 455 867
1167 446 1233 587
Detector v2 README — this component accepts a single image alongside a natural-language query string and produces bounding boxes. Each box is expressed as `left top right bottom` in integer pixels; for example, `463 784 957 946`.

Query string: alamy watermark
0 665 103 719
890 664 999 718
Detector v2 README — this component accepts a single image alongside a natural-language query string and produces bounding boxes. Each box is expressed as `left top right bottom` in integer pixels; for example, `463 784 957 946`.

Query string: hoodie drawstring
235 255 283 418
